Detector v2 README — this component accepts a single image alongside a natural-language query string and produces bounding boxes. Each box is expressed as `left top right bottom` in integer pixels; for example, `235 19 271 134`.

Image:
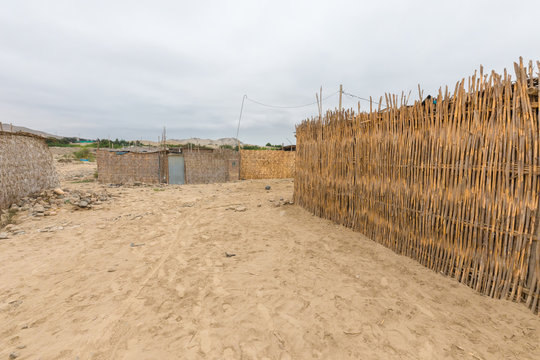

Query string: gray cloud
0 0 539 144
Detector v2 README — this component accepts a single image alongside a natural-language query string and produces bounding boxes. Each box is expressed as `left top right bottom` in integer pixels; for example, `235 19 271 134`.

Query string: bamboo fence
294 59 540 313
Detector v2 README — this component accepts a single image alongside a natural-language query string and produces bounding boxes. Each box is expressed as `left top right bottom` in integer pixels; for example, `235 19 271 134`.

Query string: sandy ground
0 162 539 359
49 148 97 182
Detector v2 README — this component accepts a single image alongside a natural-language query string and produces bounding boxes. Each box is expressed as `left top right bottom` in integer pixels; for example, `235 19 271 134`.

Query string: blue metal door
168 155 185 184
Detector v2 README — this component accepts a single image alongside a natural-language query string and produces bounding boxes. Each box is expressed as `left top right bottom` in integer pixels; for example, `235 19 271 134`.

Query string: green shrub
73 148 95 161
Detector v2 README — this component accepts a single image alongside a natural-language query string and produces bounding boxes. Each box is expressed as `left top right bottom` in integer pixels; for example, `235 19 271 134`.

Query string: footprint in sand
222 303 232 313
222 347 237 359
199 329 212 354
175 285 186 298
257 303 274 329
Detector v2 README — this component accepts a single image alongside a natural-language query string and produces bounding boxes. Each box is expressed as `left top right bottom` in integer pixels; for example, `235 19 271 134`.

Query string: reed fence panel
240 150 295 179
294 59 540 313
0 132 59 209
184 149 238 184
97 150 166 184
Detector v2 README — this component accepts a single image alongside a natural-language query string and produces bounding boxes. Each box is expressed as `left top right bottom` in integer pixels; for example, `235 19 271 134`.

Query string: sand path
0 179 538 359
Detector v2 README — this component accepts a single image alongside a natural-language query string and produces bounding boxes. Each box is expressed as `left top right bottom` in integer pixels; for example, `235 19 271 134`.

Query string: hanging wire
342 91 380 105
235 91 338 150
245 91 339 109
235 95 247 150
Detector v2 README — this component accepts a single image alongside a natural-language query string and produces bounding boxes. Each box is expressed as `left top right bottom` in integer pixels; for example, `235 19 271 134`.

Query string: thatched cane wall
184 149 239 184
295 59 540 313
97 150 167 184
240 150 295 179
0 132 59 209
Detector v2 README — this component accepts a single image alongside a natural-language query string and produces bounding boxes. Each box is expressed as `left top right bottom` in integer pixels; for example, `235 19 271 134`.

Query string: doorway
168 154 185 184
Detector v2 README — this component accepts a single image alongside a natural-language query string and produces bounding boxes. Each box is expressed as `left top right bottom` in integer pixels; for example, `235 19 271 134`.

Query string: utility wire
235 95 247 150
245 91 339 109
235 91 337 150
342 91 380 105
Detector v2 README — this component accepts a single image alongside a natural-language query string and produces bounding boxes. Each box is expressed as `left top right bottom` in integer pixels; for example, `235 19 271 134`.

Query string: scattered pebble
0 232 9 240
265 185 271 190
37 226 64 233
33 205 45 213
4 224 19 232
6 189 112 219
235 206 247 212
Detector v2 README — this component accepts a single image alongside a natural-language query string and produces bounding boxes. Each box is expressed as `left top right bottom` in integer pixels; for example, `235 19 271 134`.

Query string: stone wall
0 132 59 209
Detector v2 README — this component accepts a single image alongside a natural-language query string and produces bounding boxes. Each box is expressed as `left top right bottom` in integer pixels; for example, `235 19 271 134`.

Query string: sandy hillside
141 138 243 149
0 162 539 359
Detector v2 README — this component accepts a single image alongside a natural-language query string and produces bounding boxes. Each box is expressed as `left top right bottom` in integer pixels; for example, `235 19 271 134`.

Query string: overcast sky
0 0 539 145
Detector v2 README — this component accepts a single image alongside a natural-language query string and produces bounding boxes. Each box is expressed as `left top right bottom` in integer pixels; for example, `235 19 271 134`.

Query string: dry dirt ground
0 161 539 359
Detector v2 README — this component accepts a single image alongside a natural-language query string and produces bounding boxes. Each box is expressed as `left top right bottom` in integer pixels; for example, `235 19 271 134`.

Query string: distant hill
0 124 63 139
142 137 244 148
0 125 245 148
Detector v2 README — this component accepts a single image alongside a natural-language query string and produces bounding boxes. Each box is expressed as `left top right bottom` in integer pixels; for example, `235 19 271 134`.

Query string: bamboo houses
294 59 540 313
